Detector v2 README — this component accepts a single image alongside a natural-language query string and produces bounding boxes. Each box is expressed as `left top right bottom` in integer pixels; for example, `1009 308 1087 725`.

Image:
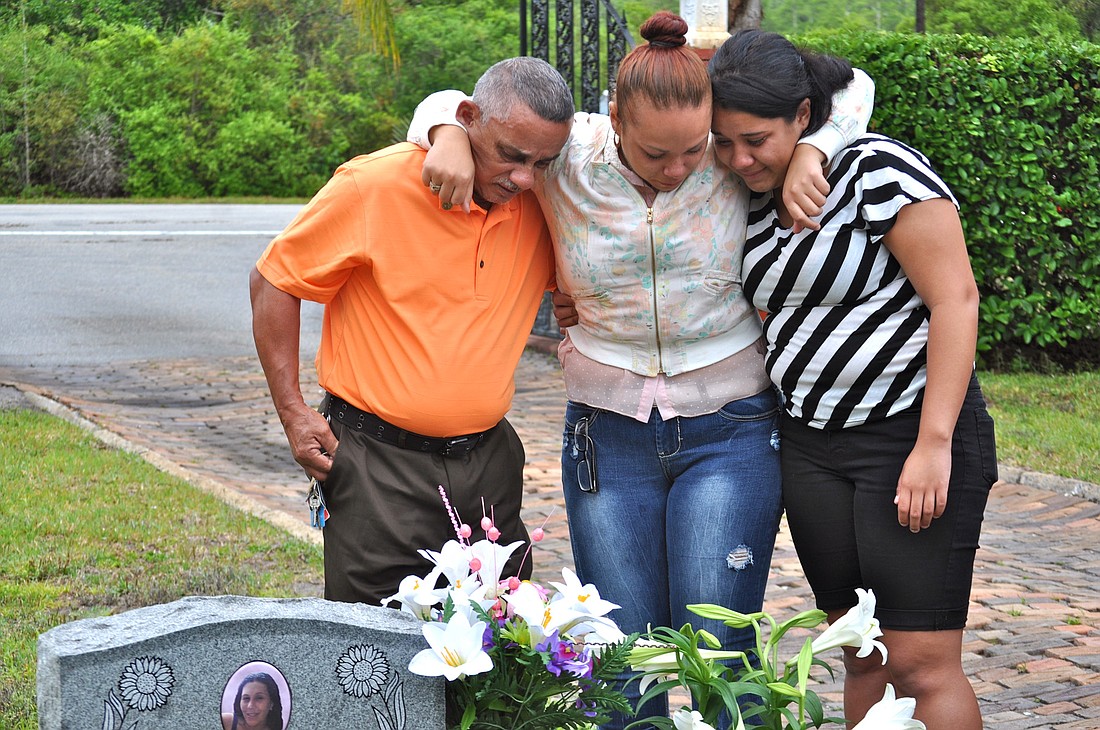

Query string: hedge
796 32 1099 362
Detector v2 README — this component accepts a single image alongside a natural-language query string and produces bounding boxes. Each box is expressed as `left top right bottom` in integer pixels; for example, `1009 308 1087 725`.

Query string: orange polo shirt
257 143 555 437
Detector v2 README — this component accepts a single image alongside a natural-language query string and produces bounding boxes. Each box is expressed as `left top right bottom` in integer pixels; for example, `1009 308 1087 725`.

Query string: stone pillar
680 0 730 51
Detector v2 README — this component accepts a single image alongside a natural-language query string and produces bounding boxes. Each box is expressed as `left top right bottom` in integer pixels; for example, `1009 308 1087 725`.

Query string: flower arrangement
385 489 636 730
628 589 925 730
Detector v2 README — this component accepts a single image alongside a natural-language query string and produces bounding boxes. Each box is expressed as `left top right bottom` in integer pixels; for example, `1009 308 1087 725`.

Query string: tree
762 0 913 34
0 0 214 36
389 0 518 116
1059 0 1099 40
926 0 1083 39
730 0 763 30
343 0 398 64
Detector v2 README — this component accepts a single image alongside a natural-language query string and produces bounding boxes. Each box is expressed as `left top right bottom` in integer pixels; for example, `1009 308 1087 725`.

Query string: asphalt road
0 204 322 366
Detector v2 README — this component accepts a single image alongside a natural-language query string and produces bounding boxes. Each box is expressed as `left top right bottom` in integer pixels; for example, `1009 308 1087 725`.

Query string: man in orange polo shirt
250 57 573 604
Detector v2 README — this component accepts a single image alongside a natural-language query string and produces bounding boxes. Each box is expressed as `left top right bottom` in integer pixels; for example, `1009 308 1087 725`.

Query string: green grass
978 370 1100 484
0 410 323 730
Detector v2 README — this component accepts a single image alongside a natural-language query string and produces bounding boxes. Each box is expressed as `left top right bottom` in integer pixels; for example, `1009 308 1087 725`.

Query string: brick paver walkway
4 348 1099 728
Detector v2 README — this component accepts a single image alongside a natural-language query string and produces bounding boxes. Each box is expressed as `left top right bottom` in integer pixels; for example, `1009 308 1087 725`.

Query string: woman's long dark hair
231 672 283 730
708 29 854 135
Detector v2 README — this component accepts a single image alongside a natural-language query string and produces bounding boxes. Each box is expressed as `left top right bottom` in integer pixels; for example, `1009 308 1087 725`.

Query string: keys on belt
307 478 329 529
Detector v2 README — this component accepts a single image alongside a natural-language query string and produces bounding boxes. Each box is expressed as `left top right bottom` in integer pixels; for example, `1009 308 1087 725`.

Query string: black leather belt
324 393 489 458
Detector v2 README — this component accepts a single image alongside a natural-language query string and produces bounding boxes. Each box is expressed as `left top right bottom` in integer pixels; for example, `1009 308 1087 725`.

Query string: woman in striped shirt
707 30 998 730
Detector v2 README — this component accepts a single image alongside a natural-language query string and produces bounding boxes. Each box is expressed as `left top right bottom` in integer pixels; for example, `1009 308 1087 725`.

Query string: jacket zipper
647 205 665 374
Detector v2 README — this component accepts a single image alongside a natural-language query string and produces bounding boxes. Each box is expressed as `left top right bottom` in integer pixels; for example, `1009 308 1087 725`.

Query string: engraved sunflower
117 656 175 711
335 644 391 698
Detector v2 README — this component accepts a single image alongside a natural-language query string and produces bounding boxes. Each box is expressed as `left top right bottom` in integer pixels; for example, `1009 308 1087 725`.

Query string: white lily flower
381 569 444 620
468 538 525 596
549 567 620 617
408 610 493 681
852 684 926 730
810 588 888 664
672 709 718 730
444 582 497 625
505 581 583 646
542 568 625 642
418 539 476 587
566 615 627 644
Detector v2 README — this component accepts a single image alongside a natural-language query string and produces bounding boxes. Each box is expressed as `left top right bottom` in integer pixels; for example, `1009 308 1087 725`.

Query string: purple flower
482 622 496 650
537 632 594 679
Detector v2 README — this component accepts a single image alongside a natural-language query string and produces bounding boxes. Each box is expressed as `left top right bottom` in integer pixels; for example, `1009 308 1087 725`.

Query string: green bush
206 110 311 196
0 24 89 195
119 104 205 197
391 0 522 114
797 32 1100 361
0 11 400 199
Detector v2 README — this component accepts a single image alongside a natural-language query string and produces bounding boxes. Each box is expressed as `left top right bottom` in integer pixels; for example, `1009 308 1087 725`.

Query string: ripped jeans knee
726 544 754 571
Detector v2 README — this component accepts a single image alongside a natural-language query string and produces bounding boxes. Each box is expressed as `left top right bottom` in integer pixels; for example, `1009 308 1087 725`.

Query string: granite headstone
37 595 444 729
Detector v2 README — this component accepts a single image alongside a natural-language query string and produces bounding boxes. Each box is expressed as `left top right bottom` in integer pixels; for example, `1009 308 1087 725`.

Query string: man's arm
250 266 337 480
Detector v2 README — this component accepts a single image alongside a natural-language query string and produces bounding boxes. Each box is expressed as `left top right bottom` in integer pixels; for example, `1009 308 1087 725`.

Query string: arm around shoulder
408 90 475 211
800 67 875 164
406 89 471 150
783 67 876 231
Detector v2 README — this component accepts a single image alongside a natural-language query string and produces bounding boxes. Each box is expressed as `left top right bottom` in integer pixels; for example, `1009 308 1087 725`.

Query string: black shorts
780 375 998 631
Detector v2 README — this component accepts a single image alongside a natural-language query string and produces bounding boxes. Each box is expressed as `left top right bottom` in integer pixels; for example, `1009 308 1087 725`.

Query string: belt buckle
441 434 480 458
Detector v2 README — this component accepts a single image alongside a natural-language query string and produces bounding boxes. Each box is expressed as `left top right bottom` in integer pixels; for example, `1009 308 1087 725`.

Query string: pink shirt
559 335 771 422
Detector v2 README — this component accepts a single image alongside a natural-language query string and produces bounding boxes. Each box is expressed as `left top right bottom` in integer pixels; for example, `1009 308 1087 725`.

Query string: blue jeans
561 390 783 728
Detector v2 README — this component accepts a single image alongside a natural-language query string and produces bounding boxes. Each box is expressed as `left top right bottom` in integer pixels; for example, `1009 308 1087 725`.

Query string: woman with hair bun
408 12 873 727
707 28 995 730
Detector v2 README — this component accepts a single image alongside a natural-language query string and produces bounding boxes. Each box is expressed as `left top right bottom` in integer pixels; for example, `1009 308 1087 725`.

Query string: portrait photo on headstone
220 661 291 730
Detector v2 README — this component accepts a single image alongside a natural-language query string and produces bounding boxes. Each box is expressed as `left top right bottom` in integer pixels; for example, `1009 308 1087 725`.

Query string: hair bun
639 11 688 48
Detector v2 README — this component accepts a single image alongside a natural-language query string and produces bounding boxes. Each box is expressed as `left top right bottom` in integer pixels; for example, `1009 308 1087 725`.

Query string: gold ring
429 183 442 193
442 202 453 211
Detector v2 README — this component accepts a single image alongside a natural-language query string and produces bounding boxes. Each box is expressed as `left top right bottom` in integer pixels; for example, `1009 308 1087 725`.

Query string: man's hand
552 290 579 330
281 403 339 482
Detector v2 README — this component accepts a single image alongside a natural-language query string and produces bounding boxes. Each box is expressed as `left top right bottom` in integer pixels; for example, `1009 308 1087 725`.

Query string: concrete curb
997 464 1100 504
11 387 322 547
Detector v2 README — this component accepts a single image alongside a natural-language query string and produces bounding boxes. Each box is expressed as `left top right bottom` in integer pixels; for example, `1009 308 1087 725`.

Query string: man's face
457 100 572 206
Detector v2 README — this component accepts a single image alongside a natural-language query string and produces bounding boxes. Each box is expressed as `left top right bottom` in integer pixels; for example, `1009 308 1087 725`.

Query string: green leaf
796 638 814 696
460 701 476 730
766 681 804 699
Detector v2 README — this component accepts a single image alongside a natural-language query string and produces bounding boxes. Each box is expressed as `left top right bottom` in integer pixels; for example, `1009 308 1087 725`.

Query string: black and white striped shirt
742 134 959 429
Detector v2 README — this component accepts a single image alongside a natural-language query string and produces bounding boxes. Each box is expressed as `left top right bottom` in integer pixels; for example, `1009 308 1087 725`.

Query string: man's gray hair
472 57 574 124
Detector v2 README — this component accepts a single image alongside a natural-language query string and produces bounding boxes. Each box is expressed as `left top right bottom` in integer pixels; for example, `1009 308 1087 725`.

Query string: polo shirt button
479 260 485 268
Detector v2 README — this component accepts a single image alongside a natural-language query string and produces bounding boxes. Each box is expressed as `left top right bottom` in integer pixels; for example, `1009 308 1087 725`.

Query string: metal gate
520 0 634 338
